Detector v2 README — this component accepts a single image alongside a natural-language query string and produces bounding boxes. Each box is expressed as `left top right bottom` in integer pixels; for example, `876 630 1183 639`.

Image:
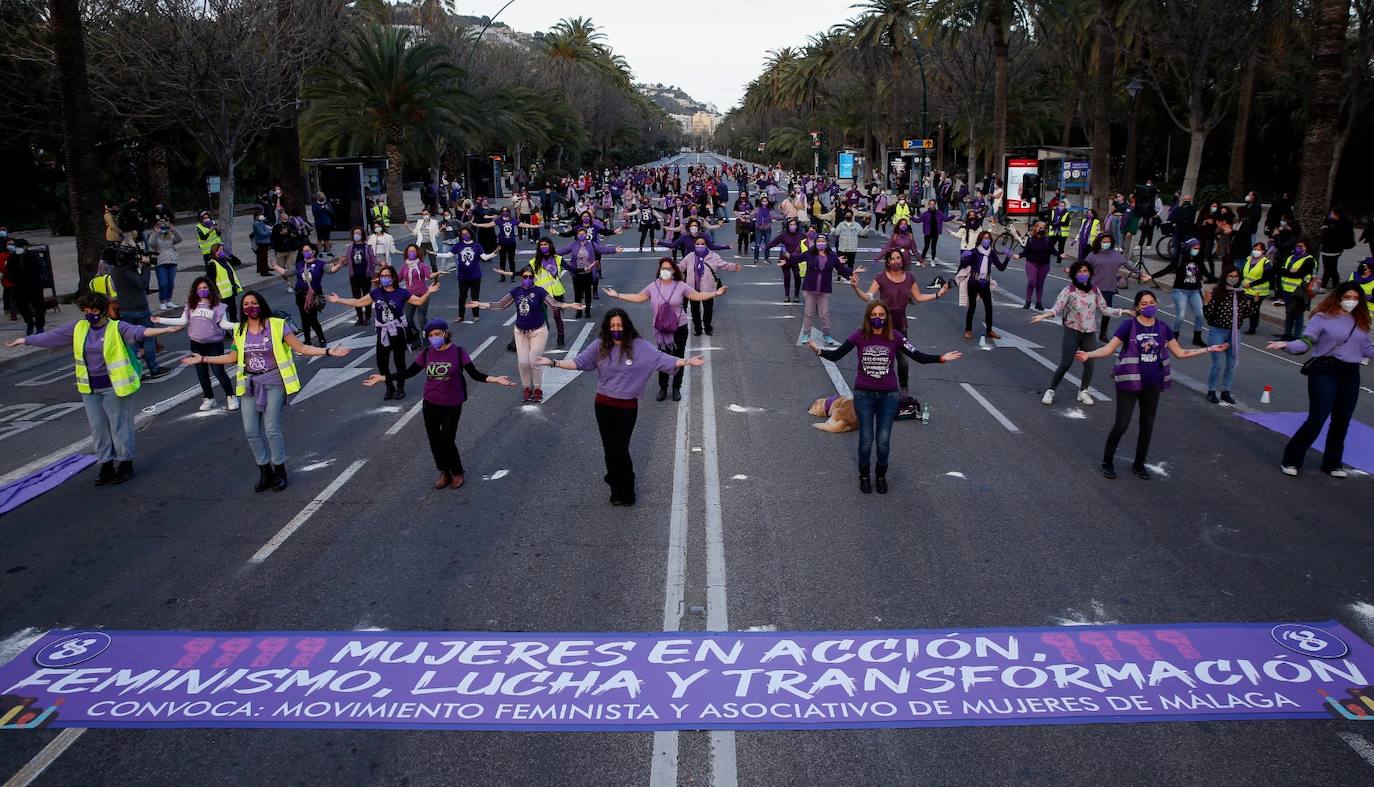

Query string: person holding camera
146 219 182 311
8 292 184 484
104 243 169 380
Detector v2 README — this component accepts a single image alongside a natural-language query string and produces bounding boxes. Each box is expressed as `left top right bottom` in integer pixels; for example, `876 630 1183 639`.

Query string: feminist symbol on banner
1273 624 1348 659
34 632 111 668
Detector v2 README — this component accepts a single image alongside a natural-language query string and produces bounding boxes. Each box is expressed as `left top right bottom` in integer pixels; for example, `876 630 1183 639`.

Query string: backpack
653 283 683 336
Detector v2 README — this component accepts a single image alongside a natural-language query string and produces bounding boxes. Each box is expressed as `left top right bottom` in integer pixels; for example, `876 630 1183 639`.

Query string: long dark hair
1212 264 1241 299
862 299 893 341
236 290 271 337
186 275 220 309
1315 283 1371 332
598 307 640 361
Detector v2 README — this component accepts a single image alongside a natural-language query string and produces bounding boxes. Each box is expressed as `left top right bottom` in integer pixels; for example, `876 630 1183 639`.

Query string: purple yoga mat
1237 411 1374 474
0 453 98 517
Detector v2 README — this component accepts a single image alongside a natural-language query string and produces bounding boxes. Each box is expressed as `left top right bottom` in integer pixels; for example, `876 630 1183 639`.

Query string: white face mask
1252 250 1264 258
1341 299 1360 313
659 269 673 281
1101 242 1112 250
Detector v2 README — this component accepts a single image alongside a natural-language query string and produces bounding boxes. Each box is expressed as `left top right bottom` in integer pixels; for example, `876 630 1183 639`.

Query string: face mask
242 305 260 319
1189 249 1199 257
695 246 708 257
84 312 101 324
4 245 13 254
659 269 673 281
379 276 393 287
373 227 383 234
869 316 886 330
610 329 624 341
521 277 533 289
980 240 991 250
578 234 588 242
303 250 315 260
421 214 429 219
1074 273 1091 285
1341 299 1360 313
1252 249 1264 258
1139 304 1157 318
196 286 211 298
899 225 910 233
429 335 445 348
406 251 418 260
353 233 362 241
1225 276 1240 287
1294 248 1306 256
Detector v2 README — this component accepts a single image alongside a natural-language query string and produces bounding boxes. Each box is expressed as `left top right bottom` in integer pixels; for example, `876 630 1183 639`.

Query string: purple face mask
302 250 315 260
196 286 211 298
870 316 886 330
1139 304 1158 318
609 329 624 341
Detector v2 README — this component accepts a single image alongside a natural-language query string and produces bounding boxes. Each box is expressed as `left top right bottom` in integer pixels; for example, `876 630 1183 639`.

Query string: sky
455 0 854 112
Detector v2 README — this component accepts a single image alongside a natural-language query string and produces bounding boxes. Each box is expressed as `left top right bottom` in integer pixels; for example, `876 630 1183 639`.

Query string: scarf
693 251 708 289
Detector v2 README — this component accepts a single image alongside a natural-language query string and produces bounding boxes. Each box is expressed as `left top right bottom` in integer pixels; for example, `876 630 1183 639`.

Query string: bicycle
990 216 1028 257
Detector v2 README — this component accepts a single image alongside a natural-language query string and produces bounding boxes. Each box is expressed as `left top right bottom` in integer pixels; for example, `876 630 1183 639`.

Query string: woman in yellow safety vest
205 242 244 320
1239 241 1273 335
180 290 349 492
7 292 183 485
1349 258 1374 319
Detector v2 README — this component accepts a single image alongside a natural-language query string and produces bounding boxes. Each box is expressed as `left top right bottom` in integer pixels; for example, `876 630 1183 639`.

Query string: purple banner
3 622 1374 731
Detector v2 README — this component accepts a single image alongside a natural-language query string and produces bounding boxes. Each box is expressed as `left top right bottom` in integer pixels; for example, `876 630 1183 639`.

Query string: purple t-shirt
184 302 228 343
371 287 410 326
1114 318 1173 389
573 337 680 400
242 324 295 387
508 284 552 331
641 280 694 340
846 329 919 391
416 343 472 406
24 319 148 390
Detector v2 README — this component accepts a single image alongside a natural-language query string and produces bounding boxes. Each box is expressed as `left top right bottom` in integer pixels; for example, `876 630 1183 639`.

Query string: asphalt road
1 152 1372 785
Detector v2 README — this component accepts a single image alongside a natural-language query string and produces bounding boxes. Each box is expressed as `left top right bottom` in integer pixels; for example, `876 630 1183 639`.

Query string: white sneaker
198 398 216 411
1077 390 1094 406
1329 468 1348 479
165 300 179 309
1041 389 1055 405
226 397 240 412
1280 465 1299 476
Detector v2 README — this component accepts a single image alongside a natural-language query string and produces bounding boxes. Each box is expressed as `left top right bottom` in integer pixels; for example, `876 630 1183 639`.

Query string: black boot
621 474 636 506
384 379 396 400
111 460 134 484
272 464 288 492
656 387 668 402
394 381 406 400
875 464 889 495
94 461 115 486
859 465 872 494
254 464 273 492
1192 330 1204 347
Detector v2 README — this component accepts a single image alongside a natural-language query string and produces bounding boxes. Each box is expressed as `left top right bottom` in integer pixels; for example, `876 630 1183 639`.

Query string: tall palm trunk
991 6 1009 176
385 135 406 221
1294 0 1346 243
1227 56 1256 198
147 142 171 206
51 0 105 292
1088 9 1114 213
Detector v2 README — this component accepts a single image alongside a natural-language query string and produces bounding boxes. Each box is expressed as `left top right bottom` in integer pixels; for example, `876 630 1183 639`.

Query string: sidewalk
0 190 428 372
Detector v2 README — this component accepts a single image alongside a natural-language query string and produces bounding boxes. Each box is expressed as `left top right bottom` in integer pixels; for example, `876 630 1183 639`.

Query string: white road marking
369 406 402 414
1143 461 1171 478
742 624 777 632
387 336 494 436
537 322 594 402
945 471 966 479
726 404 764 413
699 341 738 787
0 628 43 666
1337 732 1374 768
960 383 1020 433
298 460 334 472
2 728 87 787
248 458 367 564
485 469 509 481
731 474 748 480
1052 600 1119 626
649 334 693 787
290 346 378 405
993 327 1109 401
503 313 517 327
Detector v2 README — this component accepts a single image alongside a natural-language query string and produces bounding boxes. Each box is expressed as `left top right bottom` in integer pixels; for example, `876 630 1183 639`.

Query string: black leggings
658 324 689 391
1246 294 1264 332
573 271 595 314
350 274 373 322
498 245 517 281
459 279 481 320
595 401 638 497
965 281 993 333
191 339 234 399
294 290 326 344
1320 253 1341 290
1282 361 1359 471
689 298 714 332
782 265 801 299
1050 327 1097 391
639 226 658 250
736 226 752 254
1103 386 1161 468
376 338 407 390
422 401 464 475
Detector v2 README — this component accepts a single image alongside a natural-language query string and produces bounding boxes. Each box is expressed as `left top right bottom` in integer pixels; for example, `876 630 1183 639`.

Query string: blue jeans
1170 289 1204 335
240 385 287 465
754 226 773 260
852 388 900 470
82 388 136 462
155 263 177 302
118 309 160 373
1206 325 1236 392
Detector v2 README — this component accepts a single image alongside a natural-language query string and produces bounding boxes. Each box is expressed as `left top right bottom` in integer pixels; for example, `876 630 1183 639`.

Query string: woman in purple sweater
1267 283 1374 477
364 318 513 489
808 300 961 494
768 218 807 302
536 308 704 505
151 276 238 411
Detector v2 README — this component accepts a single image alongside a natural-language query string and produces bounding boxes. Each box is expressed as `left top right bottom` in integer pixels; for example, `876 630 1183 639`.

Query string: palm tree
1294 0 1349 243
303 27 469 221
50 0 106 289
849 0 924 156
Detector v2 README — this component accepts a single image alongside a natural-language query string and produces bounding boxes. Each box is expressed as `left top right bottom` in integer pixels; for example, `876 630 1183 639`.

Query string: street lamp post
909 38 929 199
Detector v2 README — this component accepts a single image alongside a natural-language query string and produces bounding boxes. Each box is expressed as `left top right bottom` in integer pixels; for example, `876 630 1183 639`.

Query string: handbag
1299 324 1356 375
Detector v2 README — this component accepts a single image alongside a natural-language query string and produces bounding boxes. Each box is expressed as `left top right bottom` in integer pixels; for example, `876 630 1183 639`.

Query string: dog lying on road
809 395 857 433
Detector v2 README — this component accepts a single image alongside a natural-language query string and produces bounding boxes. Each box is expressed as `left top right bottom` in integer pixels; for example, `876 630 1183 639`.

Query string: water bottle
921 402 930 424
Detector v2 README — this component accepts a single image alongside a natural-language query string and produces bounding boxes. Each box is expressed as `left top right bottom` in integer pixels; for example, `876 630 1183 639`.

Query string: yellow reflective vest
1241 254 1271 298
1350 273 1374 316
73 319 141 396
235 317 301 396
208 256 242 300
196 223 222 256
529 255 566 298
1279 254 1314 295
89 273 116 299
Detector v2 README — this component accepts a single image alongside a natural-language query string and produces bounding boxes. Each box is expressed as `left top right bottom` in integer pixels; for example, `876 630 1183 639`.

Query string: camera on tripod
102 241 156 269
